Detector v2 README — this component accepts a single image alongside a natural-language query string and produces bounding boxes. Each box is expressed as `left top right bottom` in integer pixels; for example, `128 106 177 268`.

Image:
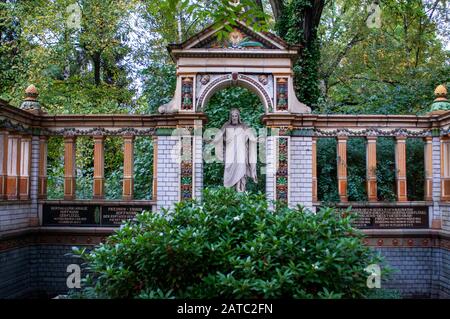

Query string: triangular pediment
168 20 300 59
191 24 277 50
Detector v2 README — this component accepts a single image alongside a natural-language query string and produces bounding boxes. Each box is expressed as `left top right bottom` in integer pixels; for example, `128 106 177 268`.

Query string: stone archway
201 80 267 194
196 73 273 113
155 19 313 208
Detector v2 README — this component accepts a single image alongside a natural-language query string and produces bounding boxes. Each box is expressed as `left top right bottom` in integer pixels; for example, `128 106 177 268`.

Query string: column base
93 178 104 199
38 176 47 199
122 178 134 200
431 219 442 229
64 177 76 200
367 180 377 202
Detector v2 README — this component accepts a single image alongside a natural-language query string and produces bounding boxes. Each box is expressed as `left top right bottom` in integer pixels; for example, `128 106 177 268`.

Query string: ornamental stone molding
158 20 311 115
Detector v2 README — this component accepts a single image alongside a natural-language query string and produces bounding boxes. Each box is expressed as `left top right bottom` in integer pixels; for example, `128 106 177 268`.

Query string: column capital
64 135 77 143
336 135 349 141
395 135 407 142
123 135 135 141
93 135 105 142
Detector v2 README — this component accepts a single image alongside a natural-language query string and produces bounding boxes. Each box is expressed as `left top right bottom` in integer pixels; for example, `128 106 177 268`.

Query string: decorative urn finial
430 84 450 112
434 85 448 101
20 84 42 113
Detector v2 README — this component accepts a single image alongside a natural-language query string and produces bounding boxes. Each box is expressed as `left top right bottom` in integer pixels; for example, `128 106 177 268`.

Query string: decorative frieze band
313 128 431 138
46 127 157 137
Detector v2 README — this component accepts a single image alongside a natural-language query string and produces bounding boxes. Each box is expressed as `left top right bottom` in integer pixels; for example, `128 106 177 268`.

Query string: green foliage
317 136 424 202
347 138 368 202
47 136 64 199
406 138 424 201
133 137 154 200
276 0 322 107
73 187 384 299
317 0 450 115
317 138 339 203
376 138 396 201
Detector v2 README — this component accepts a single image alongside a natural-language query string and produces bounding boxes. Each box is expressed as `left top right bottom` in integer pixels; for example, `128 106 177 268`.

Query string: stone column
395 136 407 202
93 136 105 199
312 137 318 202
265 135 276 204
38 136 48 199
6 134 21 200
64 136 76 200
440 135 450 201
337 136 348 202
366 136 377 202
152 136 158 200
193 122 203 200
156 135 180 211
19 136 32 200
424 136 433 201
432 135 442 228
122 135 134 200
0 130 8 199
290 136 313 210
30 136 40 226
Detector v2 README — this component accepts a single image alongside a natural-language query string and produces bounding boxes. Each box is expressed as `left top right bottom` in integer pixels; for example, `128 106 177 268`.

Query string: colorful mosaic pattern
180 136 193 200
196 28 267 49
276 78 288 111
181 77 194 110
276 137 288 203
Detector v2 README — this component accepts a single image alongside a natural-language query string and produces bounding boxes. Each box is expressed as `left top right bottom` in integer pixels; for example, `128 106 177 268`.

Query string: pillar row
6 134 21 200
337 136 348 202
366 136 377 202
93 136 105 199
38 136 48 199
122 135 134 200
424 136 433 201
19 136 32 200
64 136 76 200
312 137 317 202
0 131 8 199
395 136 407 202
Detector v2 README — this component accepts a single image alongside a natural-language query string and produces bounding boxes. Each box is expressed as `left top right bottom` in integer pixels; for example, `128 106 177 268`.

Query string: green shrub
73 187 385 299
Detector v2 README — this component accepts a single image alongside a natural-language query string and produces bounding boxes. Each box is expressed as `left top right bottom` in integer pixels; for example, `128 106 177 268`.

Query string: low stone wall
1 231 450 299
0 202 34 232
376 247 448 298
441 204 450 232
0 244 86 299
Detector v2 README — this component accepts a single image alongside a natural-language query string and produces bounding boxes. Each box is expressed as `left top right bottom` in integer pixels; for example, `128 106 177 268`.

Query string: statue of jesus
213 108 257 192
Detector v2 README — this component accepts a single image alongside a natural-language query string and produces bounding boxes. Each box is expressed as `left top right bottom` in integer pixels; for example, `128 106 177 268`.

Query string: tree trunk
269 0 284 21
302 0 325 45
93 51 101 86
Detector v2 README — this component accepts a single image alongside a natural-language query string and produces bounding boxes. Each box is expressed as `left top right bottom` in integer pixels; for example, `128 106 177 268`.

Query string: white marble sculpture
213 108 257 192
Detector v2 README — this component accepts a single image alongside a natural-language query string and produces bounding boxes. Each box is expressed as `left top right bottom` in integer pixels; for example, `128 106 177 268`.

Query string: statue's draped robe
213 124 257 192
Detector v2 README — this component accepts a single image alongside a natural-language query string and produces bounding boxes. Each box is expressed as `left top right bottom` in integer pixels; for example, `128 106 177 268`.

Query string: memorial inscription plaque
42 204 153 227
335 206 429 229
43 204 99 226
102 206 153 226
